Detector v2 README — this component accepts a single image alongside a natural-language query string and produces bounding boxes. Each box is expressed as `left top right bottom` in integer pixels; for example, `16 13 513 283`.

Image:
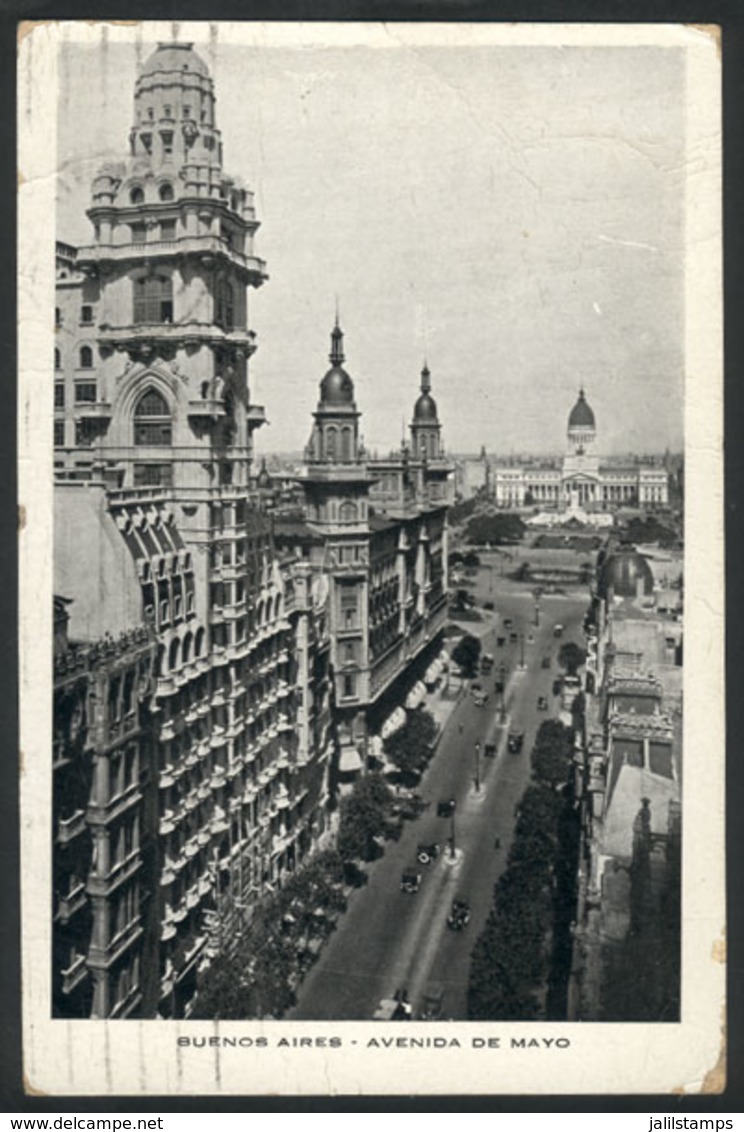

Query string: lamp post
519 632 525 669
449 808 457 860
474 741 482 793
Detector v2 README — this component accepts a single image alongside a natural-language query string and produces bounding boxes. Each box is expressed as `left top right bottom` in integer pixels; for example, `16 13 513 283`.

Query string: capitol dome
599 547 655 600
140 43 210 78
568 388 596 430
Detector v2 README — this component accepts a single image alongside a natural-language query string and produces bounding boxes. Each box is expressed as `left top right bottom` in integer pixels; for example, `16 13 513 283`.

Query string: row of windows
130 182 174 205
55 347 94 370
55 306 94 327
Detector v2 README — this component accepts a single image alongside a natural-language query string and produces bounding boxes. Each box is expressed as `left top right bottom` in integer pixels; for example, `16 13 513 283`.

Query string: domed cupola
567 387 596 454
319 323 356 409
410 363 442 460
306 322 362 466
139 42 210 78
598 546 655 601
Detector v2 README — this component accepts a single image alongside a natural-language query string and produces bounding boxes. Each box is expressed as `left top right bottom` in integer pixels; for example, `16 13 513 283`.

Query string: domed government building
492 389 669 513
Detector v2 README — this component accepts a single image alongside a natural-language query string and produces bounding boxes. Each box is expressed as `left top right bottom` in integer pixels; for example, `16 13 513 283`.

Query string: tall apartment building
53 42 333 1019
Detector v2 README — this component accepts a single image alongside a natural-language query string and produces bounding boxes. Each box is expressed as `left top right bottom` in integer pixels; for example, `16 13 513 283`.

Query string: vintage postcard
18 20 724 1095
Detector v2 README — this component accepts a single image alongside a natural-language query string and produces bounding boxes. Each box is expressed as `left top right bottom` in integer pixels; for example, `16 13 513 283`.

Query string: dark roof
568 389 595 429
320 365 355 407
413 392 438 422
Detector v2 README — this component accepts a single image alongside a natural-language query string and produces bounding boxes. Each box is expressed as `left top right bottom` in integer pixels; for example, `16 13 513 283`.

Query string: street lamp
519 633 525 669
474 741 482 793
449 808 457 860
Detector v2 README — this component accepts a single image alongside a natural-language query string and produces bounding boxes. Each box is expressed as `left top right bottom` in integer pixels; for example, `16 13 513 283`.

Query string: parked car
483 600 495 611
497 636 506 647
509 631 518 643
541 655 551 668
503 617 513 628
473 691 488 706
437 798 456 818
508 730 524 754
400 868 422 894
447 899 471 931
373 989 411 1021
485 742 497 758
552 677 563 696
419 981 445 1020
417 842 440 864
537 696 548 711
553 624 564 638
494 678 504 694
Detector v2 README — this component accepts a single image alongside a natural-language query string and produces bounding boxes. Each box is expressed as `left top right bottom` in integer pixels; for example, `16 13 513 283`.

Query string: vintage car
537 696 548 711
541 655 551 669
400 868 422 894
419 981 445 1021
447 899 471 931
508 730 525 754
416 842 440 865
484 742 497 759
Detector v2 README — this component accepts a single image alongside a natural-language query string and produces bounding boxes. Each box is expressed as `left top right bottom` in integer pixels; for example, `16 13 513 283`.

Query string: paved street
291 562 589 1021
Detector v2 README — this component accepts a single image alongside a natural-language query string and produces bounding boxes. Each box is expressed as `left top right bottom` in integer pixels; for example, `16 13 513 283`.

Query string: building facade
277 330 454 778
492 390 670 511
53 42 333 1018
569 546 683 1020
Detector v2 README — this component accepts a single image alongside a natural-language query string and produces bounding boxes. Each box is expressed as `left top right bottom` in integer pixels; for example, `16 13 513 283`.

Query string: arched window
168 638 179 671
194 628 205 658
182 633 192 665
134 389 172 446
326 426 337 460
54 348 61 370
159 182 174 202
215 278 234 331
130 186 144 204
341 427 352 462
79 346 93 369
133 275 173 324
339 501 357 524
55 307 62 327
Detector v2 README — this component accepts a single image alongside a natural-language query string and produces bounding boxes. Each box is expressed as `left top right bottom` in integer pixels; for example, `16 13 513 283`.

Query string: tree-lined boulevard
290 566 588 1021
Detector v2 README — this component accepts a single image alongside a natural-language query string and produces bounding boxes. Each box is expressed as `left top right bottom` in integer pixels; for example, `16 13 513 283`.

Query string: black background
2 0 741 1113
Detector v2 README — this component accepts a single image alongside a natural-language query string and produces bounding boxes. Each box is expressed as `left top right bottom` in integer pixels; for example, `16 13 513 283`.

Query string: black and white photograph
18 20 723 1095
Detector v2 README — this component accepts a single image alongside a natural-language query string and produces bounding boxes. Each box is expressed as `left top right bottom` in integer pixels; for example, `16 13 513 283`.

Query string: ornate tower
409 363 442 461
74 41 268 494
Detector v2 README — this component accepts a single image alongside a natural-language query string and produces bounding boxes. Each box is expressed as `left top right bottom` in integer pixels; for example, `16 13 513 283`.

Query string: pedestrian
494 836 501 850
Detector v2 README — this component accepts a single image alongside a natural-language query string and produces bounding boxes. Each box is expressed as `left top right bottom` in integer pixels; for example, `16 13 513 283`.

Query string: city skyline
55 25 685 458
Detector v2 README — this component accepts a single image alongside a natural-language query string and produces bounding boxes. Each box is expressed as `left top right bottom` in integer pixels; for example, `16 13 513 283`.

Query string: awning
381 707 407 739
405 682 427 709
339 747 364 773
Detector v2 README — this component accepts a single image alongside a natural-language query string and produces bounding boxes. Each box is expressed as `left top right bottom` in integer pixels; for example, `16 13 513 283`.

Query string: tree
463 551 481 569
465 512 525 547
383 710 437 777
557 641 586 675
531 720 573 790
451 633 481 678
337 774 392 861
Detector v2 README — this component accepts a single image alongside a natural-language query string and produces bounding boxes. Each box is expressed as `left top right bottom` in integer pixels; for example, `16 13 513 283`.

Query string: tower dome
568 388 596 430
140 42 210 78
319 323 355 407
599 547 655 599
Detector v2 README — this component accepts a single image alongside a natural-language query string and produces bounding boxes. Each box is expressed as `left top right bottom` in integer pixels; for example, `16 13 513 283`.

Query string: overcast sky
56 26 686 457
